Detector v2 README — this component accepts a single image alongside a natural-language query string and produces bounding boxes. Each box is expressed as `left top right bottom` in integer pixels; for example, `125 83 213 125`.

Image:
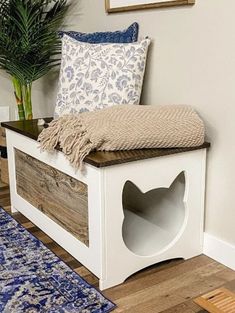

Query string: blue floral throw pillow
59 22 139 43
54 35 150 117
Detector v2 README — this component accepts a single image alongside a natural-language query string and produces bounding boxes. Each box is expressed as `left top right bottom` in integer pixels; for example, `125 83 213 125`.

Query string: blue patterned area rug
0 208 116 313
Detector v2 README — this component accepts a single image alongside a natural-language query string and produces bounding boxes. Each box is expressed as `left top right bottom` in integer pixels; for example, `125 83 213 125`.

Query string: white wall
0 0 235 246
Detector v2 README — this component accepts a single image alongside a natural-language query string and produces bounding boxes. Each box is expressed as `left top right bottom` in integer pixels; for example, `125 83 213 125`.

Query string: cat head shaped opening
122 172 186 256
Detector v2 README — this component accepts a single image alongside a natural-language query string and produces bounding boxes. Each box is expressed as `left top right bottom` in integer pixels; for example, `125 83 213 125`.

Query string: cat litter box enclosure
3 119 209 290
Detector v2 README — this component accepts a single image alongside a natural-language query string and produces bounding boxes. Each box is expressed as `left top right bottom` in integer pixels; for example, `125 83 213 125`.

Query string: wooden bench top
2 119 210 168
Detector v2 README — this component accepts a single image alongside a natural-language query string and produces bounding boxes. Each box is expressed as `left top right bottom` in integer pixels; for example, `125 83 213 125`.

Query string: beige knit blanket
38 104 205 168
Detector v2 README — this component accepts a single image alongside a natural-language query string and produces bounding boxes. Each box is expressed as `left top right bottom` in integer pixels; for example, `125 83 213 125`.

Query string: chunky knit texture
38 105 205 169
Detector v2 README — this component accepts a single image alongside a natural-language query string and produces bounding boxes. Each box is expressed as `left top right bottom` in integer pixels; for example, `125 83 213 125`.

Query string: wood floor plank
160 302 195 313
216 270 235 283
1 183 235 313
0 181 8 189
112 262 226 311
120 294 185 313
224 280 235 293
104 255 214 300
185 300 207 312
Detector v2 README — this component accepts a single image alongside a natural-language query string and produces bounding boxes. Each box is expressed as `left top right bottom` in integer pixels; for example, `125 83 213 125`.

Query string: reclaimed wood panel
15 148 89 246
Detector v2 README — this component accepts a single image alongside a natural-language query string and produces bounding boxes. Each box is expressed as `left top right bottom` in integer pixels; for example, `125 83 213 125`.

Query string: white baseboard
203 232 235 271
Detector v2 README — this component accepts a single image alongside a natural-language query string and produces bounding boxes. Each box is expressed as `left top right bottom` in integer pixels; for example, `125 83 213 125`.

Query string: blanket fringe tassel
38 116 95 169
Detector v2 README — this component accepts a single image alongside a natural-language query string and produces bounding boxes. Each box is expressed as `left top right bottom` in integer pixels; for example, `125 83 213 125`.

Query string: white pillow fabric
54 35 150 117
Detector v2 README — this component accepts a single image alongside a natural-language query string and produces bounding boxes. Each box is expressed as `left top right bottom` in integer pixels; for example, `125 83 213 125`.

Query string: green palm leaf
0 0 69 84
0 0 69 120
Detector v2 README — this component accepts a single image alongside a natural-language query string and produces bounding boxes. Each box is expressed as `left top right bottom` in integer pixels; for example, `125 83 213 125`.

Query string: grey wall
1 0 235 245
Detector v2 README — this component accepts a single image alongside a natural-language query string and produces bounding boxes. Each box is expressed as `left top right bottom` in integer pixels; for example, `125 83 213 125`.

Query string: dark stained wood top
2 118 53 141
85 144 210 167
2 119 210 168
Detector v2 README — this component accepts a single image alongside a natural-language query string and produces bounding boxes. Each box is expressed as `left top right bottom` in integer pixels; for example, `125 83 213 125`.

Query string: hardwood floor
1 184 235 313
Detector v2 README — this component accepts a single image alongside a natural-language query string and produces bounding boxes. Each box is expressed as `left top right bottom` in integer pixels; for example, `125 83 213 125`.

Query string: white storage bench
2 119 210 290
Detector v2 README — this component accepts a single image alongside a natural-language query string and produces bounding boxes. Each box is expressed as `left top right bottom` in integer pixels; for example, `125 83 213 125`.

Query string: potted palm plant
0 0 69 120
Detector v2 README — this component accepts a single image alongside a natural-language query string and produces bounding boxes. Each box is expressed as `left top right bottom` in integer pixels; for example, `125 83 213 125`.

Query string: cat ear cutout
122 172 186 257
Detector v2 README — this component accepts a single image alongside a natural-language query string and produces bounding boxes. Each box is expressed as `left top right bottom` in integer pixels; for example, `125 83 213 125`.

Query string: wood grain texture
0 127 6 146
0 158 9 185
105 0 195 13
15 149 89 246
194 288 235 313
2 119 210 168
2 118 53 141
0 185 10 207
86 143 210 167
1 186 235 312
